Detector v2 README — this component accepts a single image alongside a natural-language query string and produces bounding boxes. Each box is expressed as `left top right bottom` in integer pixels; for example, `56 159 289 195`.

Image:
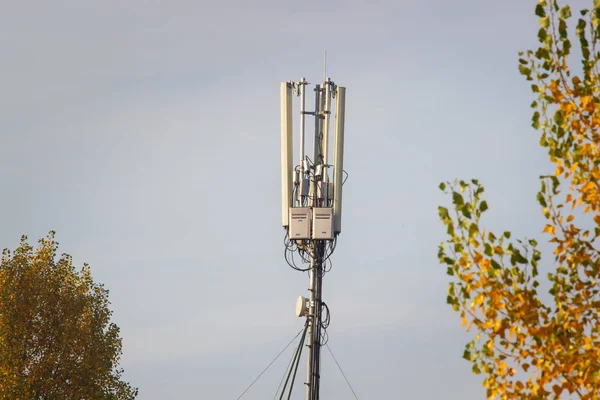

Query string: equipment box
289 208 311 239
312 208 333 240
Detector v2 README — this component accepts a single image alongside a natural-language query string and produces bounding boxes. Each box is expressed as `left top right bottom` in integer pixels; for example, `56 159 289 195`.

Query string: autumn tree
0 233 137 399
438 1 600 398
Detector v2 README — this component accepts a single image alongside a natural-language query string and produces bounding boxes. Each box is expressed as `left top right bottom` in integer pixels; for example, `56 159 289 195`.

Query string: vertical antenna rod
323 51 327 83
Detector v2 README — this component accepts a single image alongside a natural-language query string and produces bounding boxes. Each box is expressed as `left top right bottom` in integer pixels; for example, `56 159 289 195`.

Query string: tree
438 1 600 398
0 233 137 399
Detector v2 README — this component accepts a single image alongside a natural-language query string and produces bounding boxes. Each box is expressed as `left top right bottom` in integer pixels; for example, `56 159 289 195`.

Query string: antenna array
280 76 346 400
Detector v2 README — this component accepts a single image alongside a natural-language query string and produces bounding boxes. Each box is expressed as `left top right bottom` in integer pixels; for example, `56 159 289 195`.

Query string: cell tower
280 73 346 400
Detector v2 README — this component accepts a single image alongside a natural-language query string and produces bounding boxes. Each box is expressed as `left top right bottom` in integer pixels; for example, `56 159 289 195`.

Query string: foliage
438 1 600 398
0 233 137 399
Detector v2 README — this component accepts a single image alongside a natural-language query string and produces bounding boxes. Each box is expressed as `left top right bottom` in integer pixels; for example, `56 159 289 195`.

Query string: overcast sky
1 1 559 398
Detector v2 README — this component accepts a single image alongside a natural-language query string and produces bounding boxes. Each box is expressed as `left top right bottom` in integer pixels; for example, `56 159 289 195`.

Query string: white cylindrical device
281 82 293 227
333 87 346 233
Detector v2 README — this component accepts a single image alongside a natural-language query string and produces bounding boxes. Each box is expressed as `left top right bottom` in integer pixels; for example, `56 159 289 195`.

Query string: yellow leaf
543 224 556 235
567 215 574 222
498 361 507 375
555 165 564 176
467 321 473 332
569 163 578 173
552 384 563 396
582 181 595 193
515 381 524 391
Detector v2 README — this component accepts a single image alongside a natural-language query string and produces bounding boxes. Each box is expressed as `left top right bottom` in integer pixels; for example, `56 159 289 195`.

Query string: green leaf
484 243 493 257
540 17 550 28
452 191 464 206
538 28 548 42
513 249 528 264
558 19 567 39
461 204 472 219
535 47 550 61
463 349 472 361
532 111 540 129
537 191 547 207
504 231 511 239
438 206 449 221
551 176 560 193
559 5 571 20
519 64 532 77
446 267 454 276
439 182 446 191
469 223 479 238
535 3 546 17
479 201 489 212
562 39 571 55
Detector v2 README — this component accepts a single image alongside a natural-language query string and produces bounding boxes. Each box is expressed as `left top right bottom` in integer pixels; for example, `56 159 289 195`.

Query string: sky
0 0 562 398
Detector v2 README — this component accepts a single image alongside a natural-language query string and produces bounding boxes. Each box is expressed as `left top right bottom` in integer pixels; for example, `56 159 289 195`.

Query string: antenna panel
333 87 346 233
281 82 293 227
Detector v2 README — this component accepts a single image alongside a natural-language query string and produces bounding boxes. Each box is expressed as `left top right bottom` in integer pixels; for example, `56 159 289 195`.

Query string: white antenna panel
280 82 293 227
333 87 346 233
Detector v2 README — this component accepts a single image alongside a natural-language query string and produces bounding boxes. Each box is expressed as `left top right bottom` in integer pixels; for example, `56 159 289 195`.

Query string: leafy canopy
0 233 137 399
438 1 600 398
